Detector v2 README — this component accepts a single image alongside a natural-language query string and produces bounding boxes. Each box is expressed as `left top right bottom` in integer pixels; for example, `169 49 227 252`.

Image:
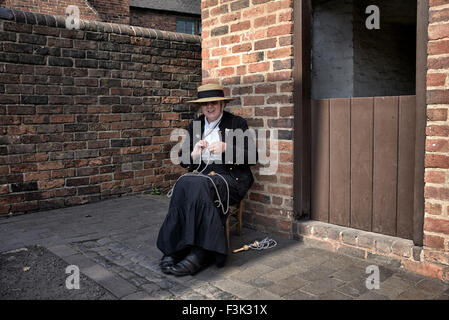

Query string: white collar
205 112 223 128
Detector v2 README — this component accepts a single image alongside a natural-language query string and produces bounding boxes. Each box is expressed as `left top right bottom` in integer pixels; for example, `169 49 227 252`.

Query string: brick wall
90 0 130 25
0 0 130 24
423 0 449 265
130 7 200 34
0 7 201 215
201 0 294 237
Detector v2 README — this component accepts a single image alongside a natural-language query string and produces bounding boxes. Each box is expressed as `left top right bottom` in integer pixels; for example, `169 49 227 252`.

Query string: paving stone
213 279 258 298
121 291 153 300
331 264 368 282
247 277 275 288
230 264 274 283
375 275 414 299
300 278 345 296
415 278 449 294
180 292 208 300
82 264 138 298
263 264 304 282
2 195 448 301
282 289 318 300
244 288 282 300
319 290 353 300
396 287 438 300
191 283 224 298
297 264 336 281
46 244 78 258
128 277 149 287
434 293 449 300
141 283 161 294
356 290 390 300
63 253 97 269
335 278 369 298
319 255 355 271
264 280 306 297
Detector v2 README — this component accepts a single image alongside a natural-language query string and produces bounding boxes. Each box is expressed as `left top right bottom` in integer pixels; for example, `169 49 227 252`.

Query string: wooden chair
225 200 243 251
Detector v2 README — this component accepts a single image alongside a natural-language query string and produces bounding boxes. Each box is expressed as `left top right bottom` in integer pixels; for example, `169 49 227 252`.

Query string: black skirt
156 164 242 266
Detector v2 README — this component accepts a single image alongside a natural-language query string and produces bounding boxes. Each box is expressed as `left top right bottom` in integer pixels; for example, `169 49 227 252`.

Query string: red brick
402 260 443 280
254 14 276 28
426 125 449 137
424 217 449 234
267 24 293 37
426 139 449 152
425 170 446 183
427 108 448 121
248 62 270 73
427 74 447 87
426 202 442 215
231 21 251 33
222 55 241 66
428 40 449 55
428 90 449 104
38 161 63 171
221 35 240 45
425 154 449 168
38 179 65 190
428 23 449 40
243 96 265 106
267 70 292 82
267 47 292 59
24 171 51 182
255 38 277 51
424 234 445 249
428 56 449 69
232 43 252 53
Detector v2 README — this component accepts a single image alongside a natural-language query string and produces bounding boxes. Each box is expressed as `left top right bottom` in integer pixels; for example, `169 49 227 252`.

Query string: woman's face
201 101 223 122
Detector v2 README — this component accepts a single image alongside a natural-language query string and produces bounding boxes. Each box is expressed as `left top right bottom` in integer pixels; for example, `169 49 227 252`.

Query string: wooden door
293 0 428 244
311 96 416 239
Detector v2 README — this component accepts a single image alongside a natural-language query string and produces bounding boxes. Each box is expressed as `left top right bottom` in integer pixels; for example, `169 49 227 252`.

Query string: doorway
293 0 428 244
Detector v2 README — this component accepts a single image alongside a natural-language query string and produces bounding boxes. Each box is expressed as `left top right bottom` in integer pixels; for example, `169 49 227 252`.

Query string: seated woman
156 84 256 276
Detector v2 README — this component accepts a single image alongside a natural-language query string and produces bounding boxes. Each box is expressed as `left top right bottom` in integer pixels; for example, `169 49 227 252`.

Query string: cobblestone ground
1 195 449 300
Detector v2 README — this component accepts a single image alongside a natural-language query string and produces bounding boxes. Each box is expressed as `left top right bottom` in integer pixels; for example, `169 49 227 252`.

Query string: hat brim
187 97 234 104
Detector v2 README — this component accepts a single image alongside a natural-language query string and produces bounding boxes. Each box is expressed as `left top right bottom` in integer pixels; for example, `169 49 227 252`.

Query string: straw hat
188 84 234 104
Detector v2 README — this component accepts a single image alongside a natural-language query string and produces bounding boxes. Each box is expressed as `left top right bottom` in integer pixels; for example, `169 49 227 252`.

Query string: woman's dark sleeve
179 121 194 169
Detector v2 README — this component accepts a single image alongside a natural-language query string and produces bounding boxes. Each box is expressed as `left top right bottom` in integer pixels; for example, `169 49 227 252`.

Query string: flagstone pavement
1 194 448 300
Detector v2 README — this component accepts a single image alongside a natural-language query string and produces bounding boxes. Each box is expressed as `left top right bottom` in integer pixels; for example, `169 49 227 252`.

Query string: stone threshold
292 220 449 283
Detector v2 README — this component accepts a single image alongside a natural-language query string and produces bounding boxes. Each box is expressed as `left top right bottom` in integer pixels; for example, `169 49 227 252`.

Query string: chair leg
237 201 243 236
225 217 230 250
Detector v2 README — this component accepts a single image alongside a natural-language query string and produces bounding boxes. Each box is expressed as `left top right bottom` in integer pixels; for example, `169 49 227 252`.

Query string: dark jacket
179 111 256 199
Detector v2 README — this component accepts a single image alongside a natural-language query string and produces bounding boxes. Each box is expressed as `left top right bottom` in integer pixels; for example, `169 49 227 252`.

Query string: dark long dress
156 163 241 266
156 111 255 267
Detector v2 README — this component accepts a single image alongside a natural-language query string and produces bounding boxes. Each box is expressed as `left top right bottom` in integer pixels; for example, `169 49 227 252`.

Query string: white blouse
202 113 223 162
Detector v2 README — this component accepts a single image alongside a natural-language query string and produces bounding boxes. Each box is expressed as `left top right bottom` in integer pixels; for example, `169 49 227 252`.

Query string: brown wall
0 0 130 24
0 7 201 215
130 7 200 34
201 0 294 237
423 0 449 265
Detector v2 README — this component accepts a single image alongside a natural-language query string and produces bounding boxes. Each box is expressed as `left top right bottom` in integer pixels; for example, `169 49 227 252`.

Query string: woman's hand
191 140 209 160
208 141 226 155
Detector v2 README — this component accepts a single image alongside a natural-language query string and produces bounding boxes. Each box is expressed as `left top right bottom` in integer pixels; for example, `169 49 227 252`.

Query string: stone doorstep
292 220 449 283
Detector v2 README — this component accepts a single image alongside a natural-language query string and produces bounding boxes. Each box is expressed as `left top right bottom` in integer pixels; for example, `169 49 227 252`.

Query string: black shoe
159 255 180 274
170 249 210 277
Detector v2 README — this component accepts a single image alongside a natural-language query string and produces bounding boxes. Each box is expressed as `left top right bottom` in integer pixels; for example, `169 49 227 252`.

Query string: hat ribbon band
197 89 225 99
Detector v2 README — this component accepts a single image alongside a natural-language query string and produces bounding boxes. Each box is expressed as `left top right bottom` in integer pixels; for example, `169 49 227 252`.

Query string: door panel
310 96 416 239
